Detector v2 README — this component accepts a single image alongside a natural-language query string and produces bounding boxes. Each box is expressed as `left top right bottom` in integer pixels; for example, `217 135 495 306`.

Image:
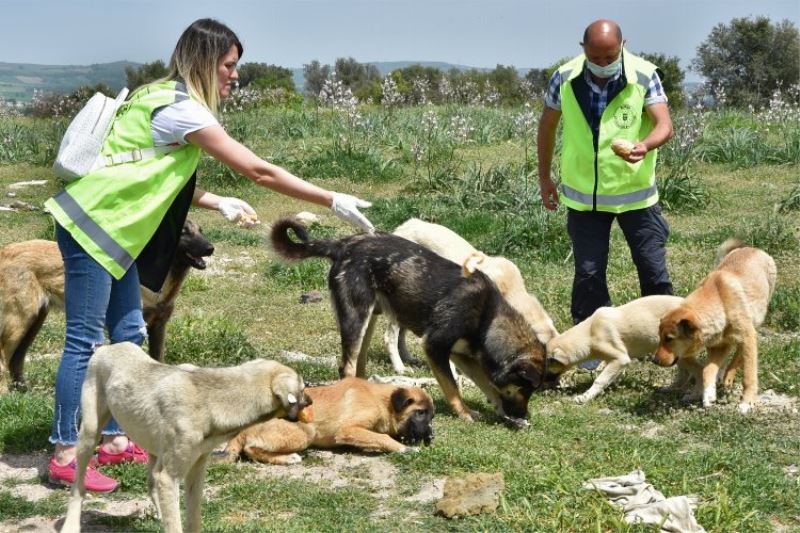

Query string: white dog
546 295 692 403
61 342 310 533
385 218 558 373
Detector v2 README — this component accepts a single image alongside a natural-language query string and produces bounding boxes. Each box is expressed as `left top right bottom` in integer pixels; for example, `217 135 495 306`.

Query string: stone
435 472 504 518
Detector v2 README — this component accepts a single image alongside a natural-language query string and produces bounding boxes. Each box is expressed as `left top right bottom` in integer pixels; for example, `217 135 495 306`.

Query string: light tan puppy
0 220 213 391
654 240 777 413
223 377 434 464
386 218 558 373
61 342 310 533
546 295 687 403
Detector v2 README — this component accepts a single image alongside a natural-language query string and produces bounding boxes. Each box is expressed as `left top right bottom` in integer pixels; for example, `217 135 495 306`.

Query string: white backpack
52 87 178 181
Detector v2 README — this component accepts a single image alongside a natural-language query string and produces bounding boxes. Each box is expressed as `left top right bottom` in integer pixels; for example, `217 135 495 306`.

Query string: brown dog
654 240 777 413
223 377 434 464
0 219 213 391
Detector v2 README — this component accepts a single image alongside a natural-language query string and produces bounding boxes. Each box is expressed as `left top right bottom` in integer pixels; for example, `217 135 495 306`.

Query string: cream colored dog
546 295 687 403
654 240 777 413
385 218 558 373
61 342 310 533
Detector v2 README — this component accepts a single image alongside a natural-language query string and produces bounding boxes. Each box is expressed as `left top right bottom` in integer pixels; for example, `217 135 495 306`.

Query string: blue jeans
50 224 147 446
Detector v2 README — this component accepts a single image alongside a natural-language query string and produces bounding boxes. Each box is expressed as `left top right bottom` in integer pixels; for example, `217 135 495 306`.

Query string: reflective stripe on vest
51 190 134 271
562 182 658 206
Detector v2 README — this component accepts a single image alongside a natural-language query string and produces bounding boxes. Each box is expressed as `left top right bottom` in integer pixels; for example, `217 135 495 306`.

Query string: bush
162 314 259 366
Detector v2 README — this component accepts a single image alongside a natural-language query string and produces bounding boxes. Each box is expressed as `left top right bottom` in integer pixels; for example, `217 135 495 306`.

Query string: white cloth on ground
582 469 705 533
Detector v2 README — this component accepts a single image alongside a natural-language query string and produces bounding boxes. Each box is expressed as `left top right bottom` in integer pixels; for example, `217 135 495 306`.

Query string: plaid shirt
544 63 667 119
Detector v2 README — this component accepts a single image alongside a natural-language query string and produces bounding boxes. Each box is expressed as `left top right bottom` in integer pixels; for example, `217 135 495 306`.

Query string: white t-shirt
150 99 218 146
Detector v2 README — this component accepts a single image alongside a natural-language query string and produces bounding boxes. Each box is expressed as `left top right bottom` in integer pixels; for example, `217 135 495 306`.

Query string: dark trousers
567 205 673 324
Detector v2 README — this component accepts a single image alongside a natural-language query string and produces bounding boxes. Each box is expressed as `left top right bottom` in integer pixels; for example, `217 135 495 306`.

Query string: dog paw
400 446 420 454
284 453 303 464
573 393 592 404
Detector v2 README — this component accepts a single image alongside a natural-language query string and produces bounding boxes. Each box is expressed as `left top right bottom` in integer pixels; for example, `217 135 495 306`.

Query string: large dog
654 240 777 413
60 342 311 533
384 218 558 373
546 295 687 403
223 377 434 464
270 218 550 427
0 219 213 390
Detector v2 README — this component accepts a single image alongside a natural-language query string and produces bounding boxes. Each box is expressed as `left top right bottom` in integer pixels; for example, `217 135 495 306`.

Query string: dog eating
270 217 550 427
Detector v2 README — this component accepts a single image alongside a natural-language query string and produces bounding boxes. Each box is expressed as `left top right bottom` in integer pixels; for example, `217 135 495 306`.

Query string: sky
1 0 798 81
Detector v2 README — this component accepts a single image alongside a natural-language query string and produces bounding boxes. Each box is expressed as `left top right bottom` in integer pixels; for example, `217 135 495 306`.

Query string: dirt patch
204 253 257 278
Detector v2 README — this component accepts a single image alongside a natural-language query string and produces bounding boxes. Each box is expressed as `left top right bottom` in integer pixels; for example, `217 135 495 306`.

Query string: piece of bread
237 212 260 227
611 138 636 156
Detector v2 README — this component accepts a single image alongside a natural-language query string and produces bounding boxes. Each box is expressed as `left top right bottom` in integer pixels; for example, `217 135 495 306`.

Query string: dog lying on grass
60 342 310 533
654 240 777 413
223 377 434 464
546 295 687 403
385 218 558 374
270 217 551 427
0 219 213 391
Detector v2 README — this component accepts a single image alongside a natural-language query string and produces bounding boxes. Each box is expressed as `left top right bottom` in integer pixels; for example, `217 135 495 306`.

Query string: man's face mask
586 54 622 79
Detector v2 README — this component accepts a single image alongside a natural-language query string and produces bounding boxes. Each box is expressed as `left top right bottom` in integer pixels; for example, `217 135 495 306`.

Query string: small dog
223 377 434 464
0 219 213 390
546 295 686 403
270 218 550 427
60 342 311 533
654 240 777 413
385 218 558 374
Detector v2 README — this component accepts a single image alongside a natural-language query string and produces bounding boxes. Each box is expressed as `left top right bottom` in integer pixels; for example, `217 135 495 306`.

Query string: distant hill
0 61 134 102
0 60 503 101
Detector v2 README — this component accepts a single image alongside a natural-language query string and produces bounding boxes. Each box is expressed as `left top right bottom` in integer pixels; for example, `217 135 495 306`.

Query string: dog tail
462 251 487 276
716 238 746 264
270 217 341 261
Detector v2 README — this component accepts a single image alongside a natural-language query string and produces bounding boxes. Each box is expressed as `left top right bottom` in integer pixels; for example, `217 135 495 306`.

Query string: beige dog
546 295 687 403
654 240 777 413
60 342 310 533
385 218 558 373
0 220 213 391
223 377 434 464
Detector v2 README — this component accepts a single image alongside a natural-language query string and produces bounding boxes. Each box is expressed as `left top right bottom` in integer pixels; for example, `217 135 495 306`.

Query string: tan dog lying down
223 377 434 464
386 218 558 373
61 342 310 533
654 240 776 413
546 295 686 403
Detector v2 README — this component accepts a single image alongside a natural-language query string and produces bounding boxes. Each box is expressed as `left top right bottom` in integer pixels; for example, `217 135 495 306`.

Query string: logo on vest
613 103 636 129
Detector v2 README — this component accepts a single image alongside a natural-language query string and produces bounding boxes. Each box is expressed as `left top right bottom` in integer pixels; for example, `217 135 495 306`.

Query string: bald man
537 19 675 332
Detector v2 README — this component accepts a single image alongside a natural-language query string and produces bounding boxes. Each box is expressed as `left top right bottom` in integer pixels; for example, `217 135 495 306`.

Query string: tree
638 52 686 109
238 63 295 92
692 16 800 107
125 60 168 90
303 60 331 98
333 57 380 100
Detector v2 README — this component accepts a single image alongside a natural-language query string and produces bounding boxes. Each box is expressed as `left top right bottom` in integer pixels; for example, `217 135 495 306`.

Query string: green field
0 99 799 531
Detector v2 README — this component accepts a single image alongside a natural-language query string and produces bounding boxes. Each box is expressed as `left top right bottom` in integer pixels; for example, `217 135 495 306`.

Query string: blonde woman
44 18 372 491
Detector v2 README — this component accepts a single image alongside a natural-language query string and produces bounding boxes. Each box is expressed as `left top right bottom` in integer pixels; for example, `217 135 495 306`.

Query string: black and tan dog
223 377 434 464
270 218 551 427
0 219 213 391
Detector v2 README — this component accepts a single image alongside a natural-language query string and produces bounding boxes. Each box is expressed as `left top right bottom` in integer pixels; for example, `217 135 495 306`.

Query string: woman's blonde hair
164 18 243 114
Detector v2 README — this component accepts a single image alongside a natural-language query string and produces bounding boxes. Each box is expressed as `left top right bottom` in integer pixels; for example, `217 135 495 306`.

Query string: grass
1 104 799 532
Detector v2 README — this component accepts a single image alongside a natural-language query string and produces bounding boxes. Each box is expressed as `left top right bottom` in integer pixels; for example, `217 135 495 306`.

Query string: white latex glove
330 192 374 232
217 197 258 228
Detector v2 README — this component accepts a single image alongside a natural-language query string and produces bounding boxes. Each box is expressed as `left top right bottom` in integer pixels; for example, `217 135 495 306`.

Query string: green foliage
161 314 259 366
767 286 800 332
638 52 687 108
30 83 113 119
239 62 296 92
776 182 800 212
692 16 800 107
124 60 168 90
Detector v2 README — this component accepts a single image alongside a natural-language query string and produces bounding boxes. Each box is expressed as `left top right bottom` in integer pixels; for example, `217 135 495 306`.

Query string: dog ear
390 388 415 413
495 359 542 389
677 318 697 339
